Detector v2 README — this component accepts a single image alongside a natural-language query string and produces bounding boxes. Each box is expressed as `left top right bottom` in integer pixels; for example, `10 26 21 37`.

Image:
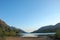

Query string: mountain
0 19 9 28
32 23 60 33
10 26 26 33
0 19 26 36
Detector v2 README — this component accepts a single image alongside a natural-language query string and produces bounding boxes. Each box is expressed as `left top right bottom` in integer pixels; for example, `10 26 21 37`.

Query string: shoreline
5 36 53 40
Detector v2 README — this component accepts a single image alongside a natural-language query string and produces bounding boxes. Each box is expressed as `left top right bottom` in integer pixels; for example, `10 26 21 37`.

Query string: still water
21 33 56 37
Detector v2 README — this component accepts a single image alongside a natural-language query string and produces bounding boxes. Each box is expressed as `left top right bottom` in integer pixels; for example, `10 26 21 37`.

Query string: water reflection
21 33 56 37
22 33 37 37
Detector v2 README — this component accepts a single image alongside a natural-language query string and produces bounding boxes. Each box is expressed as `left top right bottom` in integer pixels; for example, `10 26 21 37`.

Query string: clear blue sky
0 0 60 32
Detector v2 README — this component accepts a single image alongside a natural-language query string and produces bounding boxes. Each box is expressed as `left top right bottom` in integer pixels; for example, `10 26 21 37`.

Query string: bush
55 29 60 38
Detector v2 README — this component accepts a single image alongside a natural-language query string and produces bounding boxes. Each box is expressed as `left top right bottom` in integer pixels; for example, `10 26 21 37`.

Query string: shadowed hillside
32 23 60 40
32 23 60 33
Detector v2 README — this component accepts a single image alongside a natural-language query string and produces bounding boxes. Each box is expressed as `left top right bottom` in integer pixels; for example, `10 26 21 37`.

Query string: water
21 33 56 37
22 33 37 37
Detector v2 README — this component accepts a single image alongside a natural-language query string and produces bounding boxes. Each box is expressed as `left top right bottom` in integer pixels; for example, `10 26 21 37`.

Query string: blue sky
0 0 60 32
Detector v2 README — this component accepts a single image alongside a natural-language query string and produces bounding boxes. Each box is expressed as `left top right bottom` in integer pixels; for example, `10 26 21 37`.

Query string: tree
55 29 60 38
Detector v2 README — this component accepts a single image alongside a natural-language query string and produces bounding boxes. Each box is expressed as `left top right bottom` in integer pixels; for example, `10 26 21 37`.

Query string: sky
0 0 60 32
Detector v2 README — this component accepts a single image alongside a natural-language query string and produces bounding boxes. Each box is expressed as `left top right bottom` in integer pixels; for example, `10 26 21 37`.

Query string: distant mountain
0 19 26 36
10 26 26 33
32 23 60 33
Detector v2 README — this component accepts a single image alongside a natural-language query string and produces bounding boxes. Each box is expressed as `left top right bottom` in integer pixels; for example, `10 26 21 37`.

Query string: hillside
32 23 60 39
32 23 60 33
0 19 25 36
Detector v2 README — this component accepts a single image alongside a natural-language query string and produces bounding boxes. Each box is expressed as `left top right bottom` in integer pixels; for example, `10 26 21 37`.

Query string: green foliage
9 30 16 36
55 29 60 38
0 19 21 37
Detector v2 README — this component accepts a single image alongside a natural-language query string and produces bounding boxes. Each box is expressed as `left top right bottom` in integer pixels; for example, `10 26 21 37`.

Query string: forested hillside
0 19 25 36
